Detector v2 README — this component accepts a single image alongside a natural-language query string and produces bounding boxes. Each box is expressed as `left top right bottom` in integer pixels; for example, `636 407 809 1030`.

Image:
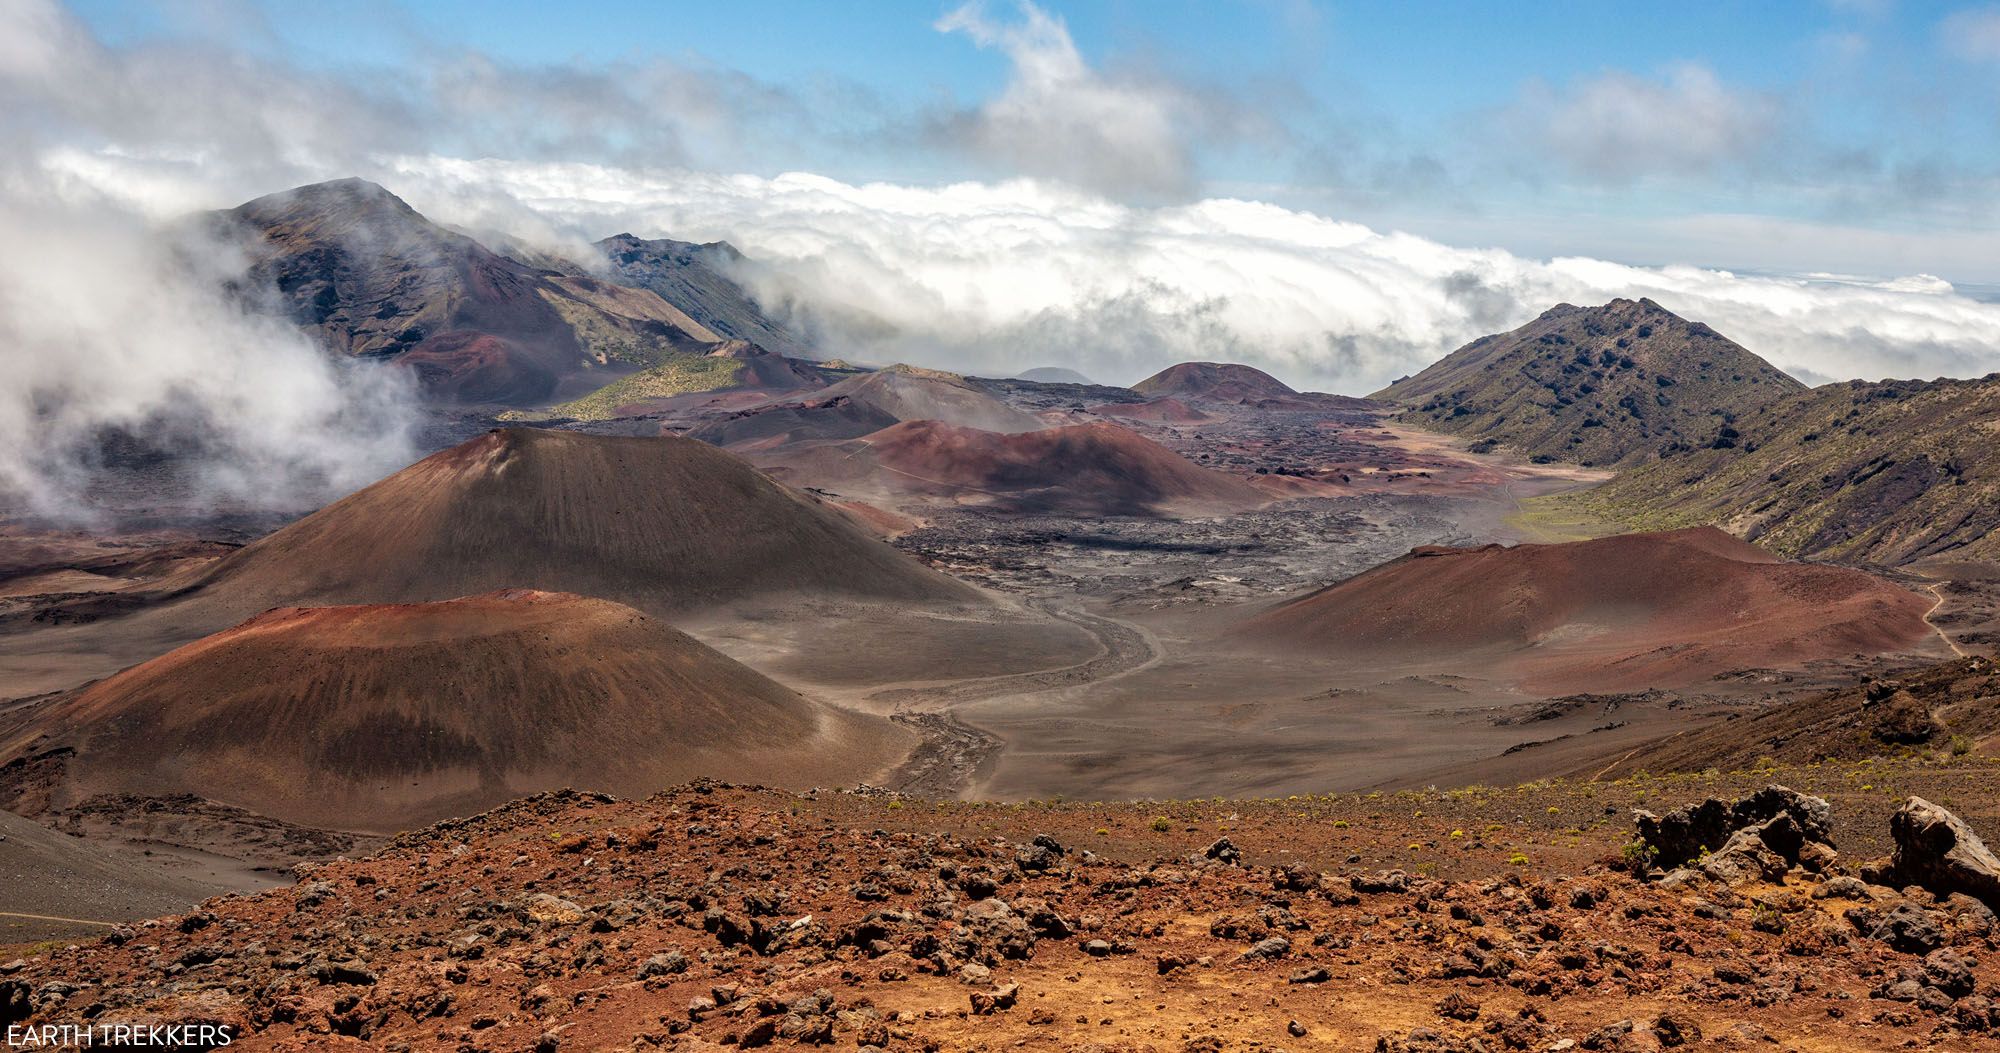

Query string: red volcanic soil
1242 527 1938 692
174 428 979 622
0 591 905 831
1088 396 1212 423
861 419 1272 516
14 779 2000 1051
1132 361 1297 402
687 395 903 450
397 332 557 405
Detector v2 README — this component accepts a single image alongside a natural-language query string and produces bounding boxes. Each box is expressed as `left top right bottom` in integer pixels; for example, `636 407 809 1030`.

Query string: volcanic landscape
7 179 2000 1051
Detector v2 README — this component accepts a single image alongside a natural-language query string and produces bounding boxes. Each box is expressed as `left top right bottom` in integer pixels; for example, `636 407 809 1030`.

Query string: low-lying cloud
389 158 2000 391
1498 64 1782 185
0 171 419 524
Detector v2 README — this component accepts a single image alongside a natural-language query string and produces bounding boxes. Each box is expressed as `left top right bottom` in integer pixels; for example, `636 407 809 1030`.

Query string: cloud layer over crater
389 158 2000 391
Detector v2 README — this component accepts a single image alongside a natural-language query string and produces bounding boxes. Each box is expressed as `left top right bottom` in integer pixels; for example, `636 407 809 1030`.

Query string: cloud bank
0 0 420 522
390 158 2000 391
0 171 420 523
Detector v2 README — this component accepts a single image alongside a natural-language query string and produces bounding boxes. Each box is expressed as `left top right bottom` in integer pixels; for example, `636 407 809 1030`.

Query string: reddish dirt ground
1239 527 1940 693
857 420 1273 517
12 766 2000 1051
2 591 910 833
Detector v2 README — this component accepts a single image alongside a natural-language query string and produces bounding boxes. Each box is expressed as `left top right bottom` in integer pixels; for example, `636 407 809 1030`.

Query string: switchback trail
1925 582 1970 658
874 600 1161 798
868 601 1161 712
1 910 118 928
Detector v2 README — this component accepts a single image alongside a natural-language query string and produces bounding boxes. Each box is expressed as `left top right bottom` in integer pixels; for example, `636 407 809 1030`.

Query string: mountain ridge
1376 298 1805 466
1557 373 2000 564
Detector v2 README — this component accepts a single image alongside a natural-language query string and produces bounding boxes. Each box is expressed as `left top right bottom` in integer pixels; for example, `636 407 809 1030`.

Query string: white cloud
384 157 2000 390
1502 64 1781 184
1942 6 2000 61
0 171 420 523
933 1 1209 197
0 0 420 522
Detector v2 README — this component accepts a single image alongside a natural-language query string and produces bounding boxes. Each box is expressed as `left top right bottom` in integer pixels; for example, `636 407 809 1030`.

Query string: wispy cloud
0 0 421 520
930 1 1286 199
932 1 1192 196
1497 64 1781 185
1942 5 2000 61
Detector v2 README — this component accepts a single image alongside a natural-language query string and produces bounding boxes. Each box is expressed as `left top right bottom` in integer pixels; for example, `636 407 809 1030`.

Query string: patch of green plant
540 355 745 421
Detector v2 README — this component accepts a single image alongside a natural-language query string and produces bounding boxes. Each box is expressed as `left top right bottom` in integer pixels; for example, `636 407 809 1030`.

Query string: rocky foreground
10 781 2000 1051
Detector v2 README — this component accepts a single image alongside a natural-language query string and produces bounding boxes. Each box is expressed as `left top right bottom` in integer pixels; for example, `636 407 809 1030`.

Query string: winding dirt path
1924 582 1970 658
0 910 118 928
868 602 1161 713
876 600 1162 797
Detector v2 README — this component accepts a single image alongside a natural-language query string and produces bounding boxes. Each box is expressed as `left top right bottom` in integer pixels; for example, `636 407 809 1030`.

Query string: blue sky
58 0 2000 279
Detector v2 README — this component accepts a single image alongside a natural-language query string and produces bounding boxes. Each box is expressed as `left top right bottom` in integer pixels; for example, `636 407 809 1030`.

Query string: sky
7 0 2000 518
55 0 2000 277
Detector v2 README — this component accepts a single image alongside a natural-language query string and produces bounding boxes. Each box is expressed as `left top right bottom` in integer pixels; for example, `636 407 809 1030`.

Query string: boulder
1870 690 1940 745
1887 797 2000 908
1634 785 1832 873
1697 818 1795 885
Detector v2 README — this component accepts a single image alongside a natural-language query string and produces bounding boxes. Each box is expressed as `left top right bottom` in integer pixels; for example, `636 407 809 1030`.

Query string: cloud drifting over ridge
386 157 2000 391
0 173 420 522
0 0 421 522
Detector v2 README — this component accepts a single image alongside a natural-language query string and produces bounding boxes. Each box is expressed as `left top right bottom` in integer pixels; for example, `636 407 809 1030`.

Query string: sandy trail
873 599 1162 797
866 601 1161 713
0 911 118 928
1926 582 1971 658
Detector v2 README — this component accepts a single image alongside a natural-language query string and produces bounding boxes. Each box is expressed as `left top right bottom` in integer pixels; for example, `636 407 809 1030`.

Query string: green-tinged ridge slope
517 354 748 421
1376 298 1804 467
1555 374 2000 565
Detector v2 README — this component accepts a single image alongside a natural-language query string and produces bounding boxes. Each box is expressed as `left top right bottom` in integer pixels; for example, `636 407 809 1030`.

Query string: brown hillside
211 179 722 404
687 396 903 450
851 420 1271 516
1088 396 1213 423
686 367 1047 451
1242 527 1935 691
0 591 904 831
1561 374 2000 565
172 428 979 622
1375 299 1804 466
813 369 1048 433
1593 656 2000 778
597 233 814 358
1133 361 1297 402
